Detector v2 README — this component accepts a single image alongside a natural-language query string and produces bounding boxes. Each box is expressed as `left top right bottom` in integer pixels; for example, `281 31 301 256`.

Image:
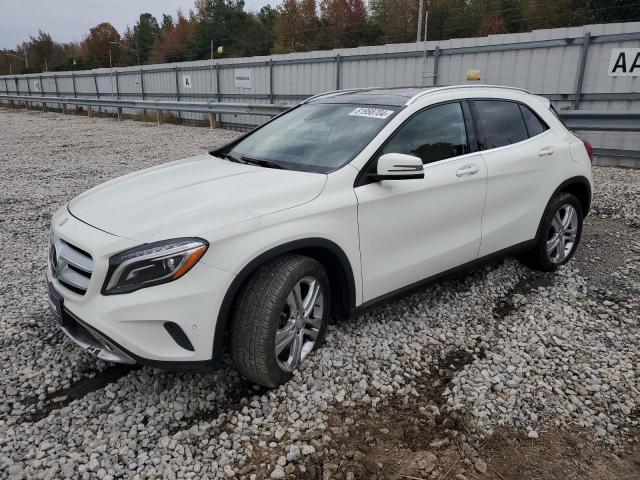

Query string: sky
0 0 273 49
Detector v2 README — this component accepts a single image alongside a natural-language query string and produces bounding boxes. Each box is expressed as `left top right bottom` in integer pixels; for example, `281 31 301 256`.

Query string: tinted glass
519 104 548 137
381 102 468 164
228 104 399 173
473 100 528 149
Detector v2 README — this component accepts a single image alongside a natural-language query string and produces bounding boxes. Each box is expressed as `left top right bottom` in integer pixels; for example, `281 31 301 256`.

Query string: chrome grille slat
50 236 93 295
58 243 93 273
58 265 91 290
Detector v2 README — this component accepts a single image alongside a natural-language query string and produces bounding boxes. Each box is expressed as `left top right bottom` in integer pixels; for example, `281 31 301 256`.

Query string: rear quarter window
519 104 549 137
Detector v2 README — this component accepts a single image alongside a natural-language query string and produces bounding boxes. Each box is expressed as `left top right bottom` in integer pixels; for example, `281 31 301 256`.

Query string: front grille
50 237 93 295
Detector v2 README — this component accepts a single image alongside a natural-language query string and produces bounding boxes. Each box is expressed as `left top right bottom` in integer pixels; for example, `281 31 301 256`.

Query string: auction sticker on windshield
349 107 394 119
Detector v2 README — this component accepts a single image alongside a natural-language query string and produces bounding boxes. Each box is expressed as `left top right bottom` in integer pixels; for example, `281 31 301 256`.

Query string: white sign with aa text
608 48 640 76
182 74 192 88
33 80 41 92
234 69 251 89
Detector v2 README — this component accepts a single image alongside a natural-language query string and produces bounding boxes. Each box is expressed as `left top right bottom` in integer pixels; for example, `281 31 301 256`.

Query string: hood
68 154 327 241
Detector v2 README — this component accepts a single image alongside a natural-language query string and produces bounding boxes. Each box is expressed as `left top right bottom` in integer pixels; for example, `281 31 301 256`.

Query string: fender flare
534 175 592 240
551 175 592 216
211 238 357 366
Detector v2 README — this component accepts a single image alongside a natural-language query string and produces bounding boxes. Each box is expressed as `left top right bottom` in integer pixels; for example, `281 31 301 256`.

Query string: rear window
472 100 528 149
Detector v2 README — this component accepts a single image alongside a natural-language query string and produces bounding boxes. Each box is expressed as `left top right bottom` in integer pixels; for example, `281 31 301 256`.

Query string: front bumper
48 208 235 366
57 306 136 364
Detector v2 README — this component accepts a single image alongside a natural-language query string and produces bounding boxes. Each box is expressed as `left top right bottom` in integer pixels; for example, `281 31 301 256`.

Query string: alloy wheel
546 203 578 264
275 276 324 372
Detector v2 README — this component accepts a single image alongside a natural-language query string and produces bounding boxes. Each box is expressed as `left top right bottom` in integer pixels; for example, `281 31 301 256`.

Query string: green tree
428 0 474 41
522 0 590 30
589 0 640 22
192 0 255 58
369 0 418 44
133 13 160 63
161 14 174 34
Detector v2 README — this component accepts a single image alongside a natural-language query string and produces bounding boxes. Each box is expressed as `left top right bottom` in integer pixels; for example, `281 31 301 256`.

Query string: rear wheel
522 192 583 271
229 254 330 387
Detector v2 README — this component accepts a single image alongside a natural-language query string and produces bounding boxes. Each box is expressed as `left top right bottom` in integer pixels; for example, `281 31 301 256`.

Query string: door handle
539 146 555 157
456 164 480 177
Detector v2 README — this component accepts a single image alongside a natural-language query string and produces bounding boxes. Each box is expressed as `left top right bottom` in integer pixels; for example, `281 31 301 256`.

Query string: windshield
227 103 399 173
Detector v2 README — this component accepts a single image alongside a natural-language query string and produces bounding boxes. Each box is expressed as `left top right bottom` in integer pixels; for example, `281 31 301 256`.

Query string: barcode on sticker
349 108 394 119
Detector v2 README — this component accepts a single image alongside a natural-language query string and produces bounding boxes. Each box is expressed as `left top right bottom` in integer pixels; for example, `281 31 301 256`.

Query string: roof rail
405 84 531 105
301 87 378 104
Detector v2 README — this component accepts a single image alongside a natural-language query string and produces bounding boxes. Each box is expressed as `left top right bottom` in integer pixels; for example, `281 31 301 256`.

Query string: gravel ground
0 107 639 480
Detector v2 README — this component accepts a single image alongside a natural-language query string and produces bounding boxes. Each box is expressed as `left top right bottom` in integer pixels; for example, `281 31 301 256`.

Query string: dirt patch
295 348 483 479
20 364 139 423
478 428 640 480
168 381 269 436
492 269 554 322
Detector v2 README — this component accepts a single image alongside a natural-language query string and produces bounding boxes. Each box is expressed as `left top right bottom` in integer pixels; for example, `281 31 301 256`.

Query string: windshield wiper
241 156 285 170
221 152 244 164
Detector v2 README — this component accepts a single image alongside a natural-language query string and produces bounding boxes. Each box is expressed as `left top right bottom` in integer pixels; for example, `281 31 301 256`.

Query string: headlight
102 238 208 295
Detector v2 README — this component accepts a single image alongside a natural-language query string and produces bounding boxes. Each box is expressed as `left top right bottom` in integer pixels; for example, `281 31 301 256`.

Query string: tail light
582 140 594 162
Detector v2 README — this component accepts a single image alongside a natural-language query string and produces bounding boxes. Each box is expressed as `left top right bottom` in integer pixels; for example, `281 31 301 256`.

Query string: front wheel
229 254 330 387
522 192 583 272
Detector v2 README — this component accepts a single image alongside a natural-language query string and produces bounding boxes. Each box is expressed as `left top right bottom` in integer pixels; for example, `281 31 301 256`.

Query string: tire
229 254 330 387
522 192 583 272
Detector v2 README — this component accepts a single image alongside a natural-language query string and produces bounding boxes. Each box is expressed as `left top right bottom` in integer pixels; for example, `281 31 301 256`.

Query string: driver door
354 101 488 302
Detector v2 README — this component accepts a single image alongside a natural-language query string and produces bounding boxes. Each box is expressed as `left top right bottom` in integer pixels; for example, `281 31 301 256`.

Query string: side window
473 100 528 149
519 104 549 138
381 102 469 165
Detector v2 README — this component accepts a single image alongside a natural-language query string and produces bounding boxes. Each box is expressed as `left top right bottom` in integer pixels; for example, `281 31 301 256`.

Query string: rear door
355 101 488 302
471 99 567 257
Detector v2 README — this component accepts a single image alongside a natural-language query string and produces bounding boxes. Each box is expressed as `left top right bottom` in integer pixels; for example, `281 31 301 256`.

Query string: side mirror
368 153 424 181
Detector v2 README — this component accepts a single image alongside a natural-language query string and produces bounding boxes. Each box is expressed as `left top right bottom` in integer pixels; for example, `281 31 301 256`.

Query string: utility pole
44 58 48 71
417 0 425 43
423 4 428 43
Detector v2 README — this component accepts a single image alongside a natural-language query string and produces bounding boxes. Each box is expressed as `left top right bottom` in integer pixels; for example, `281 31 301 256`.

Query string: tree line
1 0 637 75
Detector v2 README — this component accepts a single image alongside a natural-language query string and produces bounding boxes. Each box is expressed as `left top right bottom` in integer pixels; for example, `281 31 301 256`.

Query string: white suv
48 85 593 387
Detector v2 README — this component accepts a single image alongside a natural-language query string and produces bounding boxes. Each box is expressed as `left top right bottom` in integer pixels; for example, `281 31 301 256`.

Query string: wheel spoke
302 280 320 318
303 327 319 341
547 235 560 255
275 322 296 355
552 213 562 232
288 331 304 369
562 206 575 229
564 228 577 242
558 236 567 260
291 283 303 312
305 314 323 329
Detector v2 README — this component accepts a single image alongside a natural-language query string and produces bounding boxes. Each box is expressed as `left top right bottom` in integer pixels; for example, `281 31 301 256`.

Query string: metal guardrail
559 110 640 132
0 94 291 117
1 92 638 166
2 94 640 132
